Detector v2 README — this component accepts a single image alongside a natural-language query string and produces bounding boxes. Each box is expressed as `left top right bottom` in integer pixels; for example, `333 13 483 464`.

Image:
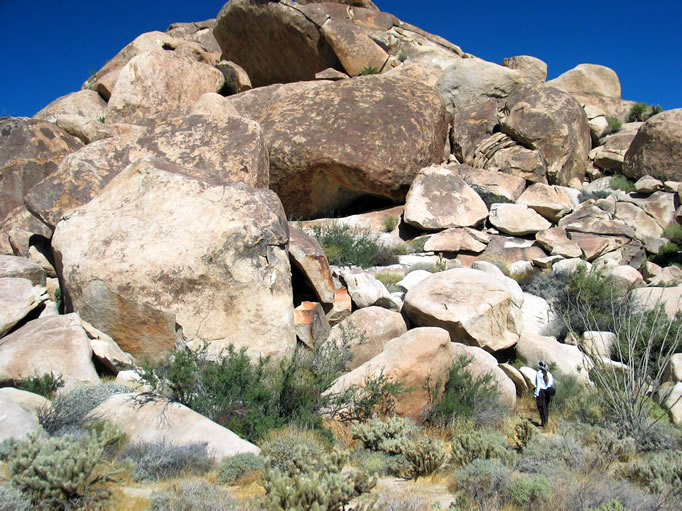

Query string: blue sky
1 0 680 117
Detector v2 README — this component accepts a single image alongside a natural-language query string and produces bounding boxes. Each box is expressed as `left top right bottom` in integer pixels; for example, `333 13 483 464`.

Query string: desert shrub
407 237 429 254
0 484 32 511
454 458 512 509
351 449 406 477
16 372 64 398
400 436 446 479
514 430 587 476
509 474 550 508
451 429 515 467
261 446 375 510
383 216 397 232
38 383 132 436
650 104 663 116
588 501 627 511
149 479 238 511
218 452 265 484
359 65 379 75
310 223 384 268
628 102 650 122
352 415 416 454
606 117 622 134
260 426 327 475
119 440 213 482
610 174 636 193
371 494 431 510
620 450 682 499
648 241 682 267
6 423 125 510
573 424 636 468
663 223 682 243
477 190 513 209
396 50 409 63
508 419 537 452
425 355 508 427
553 473 663 511
375 273 403 293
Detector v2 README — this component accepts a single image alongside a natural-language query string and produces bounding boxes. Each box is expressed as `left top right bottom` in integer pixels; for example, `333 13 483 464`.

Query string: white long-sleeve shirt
534 370 554 397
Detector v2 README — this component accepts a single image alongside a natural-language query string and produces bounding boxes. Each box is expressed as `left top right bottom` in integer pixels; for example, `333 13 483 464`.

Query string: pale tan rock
614 201 664 241
454 163 527 203
591 128 638 173
642 261 662 282
34 90 108 124
423 228 488 253
581 331 616 358
114 370 150 392
547 64 621 98
621 191 677 230
28 246 56 278
558 202 635 238
340 269 399 311
320 18 389 77
516 332 588 380
0 314 100 390
90 393 259 458
629 286 682 318
0 255 45 286
0 388 50 418
325 327 456 418
404 268 524 352
499 363 528 395
658 382 682 425
289 227 335 304
635 175 664 194
55 115 113 144
517 183 575 222
488 204 552 236
315 68 349 80
471 133 548 184
663 353 682 383
166 19 221 53
106 51 224 124
535 228 582 258
327 287 352 324
469 235 548 268
664 181 680 193
404 165 488 231
0 278 48 337
606 265 645 292
294 302 330 348
649 266 682 287
0 395 40 441
325 306 407 370
451 343 516 407
80 319 133 373
52 157 295 362
502 55 547 82
190 92 242 118
521 293 552 336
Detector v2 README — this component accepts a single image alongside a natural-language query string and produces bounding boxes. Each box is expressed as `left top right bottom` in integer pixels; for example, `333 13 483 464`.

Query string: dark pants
536 389 551 427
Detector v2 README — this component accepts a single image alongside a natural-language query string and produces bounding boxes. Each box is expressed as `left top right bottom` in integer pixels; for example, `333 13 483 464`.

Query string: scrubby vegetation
119 440 213 482
609 174 635 193
16 372 64 398
309 223 400 267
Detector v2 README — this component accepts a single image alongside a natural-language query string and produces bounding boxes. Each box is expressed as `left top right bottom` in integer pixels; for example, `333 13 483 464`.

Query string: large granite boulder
52 157 295 361
0 117 82 222
0 314 100 390
629 286 682 318
450 99 500 165
259 74 448 218
166 19 222 53
0 278 48 337
499 83 591 186
404 268 524 352
404 165 488 230
516 331 588 380
289 226 335 304
517 183 575 222
547 64 621 98
106 51 224 124
324 327 456 418
0 255 46 286
26 114 269 228
0 395 40 441
454 164 527 203
226 81 329 122
590 127 639 173
502 55 547 82
471 133 548 184
33 90 108 124
622 109 682 182
91 393 260 458
488 204 552 236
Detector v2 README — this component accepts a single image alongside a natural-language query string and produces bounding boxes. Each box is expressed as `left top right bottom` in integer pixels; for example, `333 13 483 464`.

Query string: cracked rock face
52 157 295 361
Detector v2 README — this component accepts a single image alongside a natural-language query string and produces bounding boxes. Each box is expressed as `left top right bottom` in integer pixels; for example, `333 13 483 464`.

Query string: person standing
534 360 554 428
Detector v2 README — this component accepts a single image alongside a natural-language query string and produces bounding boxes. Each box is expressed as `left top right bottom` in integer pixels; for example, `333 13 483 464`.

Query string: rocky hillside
1 1 681 509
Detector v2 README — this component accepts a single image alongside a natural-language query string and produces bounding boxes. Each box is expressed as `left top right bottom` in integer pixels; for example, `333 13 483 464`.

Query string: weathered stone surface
623 109 682 182
454 163 527 203
80 319 133 373
664 353 682 383
621 191 677 230
54 115 113 145
0 118 83 223
396 270 432 293
450 99 500 165
52 157 295 361
469 235 547 267
216 60 252 95
325 327 456 418
0 255 46 286
297 0 379 8
472 133 548 184
315 68 349 80
547 64 621 98
294 301 330 348
649 266 682 287
404 165 488 231
423 227 489 253
535 228 582 258
581 331 616 358
591 128 638 173
0 207 54 257
614 201 664 241
591 241 646 270
499 363 528 395
289 227 335 304
339 268 398 311
0 388 50 418
325 306 407 370
436 58 526 118
517 183 575 222
320 18 389 77
27 114 269 228
259 74 448 218
521 293 552 336
214 0 342 87
404 268 524 352
499 83 591 186
0 278 48 337
167 19 222 53
91 393 259 458
190 92 241 118
327 287 352 324
634 175 664 194
659 382 682 425
502 55 547 82
451 343 516 407
572 94 638 124
489 204 552 236
106 51 224 124
0 395 40 441
516 332 588 380
558 202 635 238
33 90 108 124
0 314 100 390
629 286 682 318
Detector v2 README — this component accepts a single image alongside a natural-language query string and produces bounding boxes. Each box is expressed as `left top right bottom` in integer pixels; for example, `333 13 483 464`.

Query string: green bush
509 474 550 508
610 174 636 193
476 190 513 209
383 216 397 232
649 241 681 267
119 440 213 482
218 452 265 484
451 429 515 467
150 479 238 511
310 223 392 268
425 355 507 427
0 484 32 511
663 224 682 244
621 450 682 498
351 449 407 477
260 427 327 476
628 102 651 122
375 273 403 293
359 65 379 75
606 117 623 134
399 436 446 479
454 458 511 508
16 372 64 398
7 423 125 510
352 415 415 454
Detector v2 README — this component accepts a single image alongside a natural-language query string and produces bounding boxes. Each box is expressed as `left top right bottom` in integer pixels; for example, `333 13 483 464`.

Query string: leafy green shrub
648 241 681 267
359 65 379 75
628 102 650 122
396 51 409 63
150 479 238 511
375 273 403 293
260 426 327 476
454 458 511 508
663 224 682 244
0 484 32 511
218 452 265 484
38 383 132 436
310 223 387 268
383 216 397 232
351 449 406 477
399 436 446 479
352 415 415 454
606 117 622 134
261 446 375 510
476 190 513 209
620 450 682 498
451 430 515 467
16 372 64 398
610 174 635 193
6 423 125 510
425 355 507 427
650 105 663 116
509 474 550 508
119 440 213 482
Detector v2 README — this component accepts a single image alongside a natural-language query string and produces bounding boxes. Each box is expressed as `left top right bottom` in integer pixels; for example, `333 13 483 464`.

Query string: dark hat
538 360 548 370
